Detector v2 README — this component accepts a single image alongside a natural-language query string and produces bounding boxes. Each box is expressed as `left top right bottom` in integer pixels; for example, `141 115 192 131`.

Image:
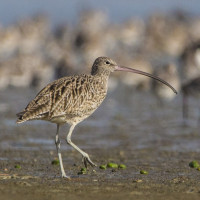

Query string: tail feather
16 110 37 123
16 111 25 118
16 110 48 123
16 111 27 123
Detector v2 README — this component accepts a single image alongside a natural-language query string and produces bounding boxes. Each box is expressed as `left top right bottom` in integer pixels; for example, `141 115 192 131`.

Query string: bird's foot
60 170 71 179
82 154 97 168
61 173 71 179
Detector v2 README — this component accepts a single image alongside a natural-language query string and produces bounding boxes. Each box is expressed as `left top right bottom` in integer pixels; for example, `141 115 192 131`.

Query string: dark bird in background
180 41 200 123
182 77 200 122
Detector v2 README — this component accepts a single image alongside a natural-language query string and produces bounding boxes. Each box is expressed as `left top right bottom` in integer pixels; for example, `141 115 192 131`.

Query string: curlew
16 57 177 178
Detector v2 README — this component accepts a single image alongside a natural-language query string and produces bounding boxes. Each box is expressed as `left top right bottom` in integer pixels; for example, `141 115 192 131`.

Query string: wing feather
16 74 107 123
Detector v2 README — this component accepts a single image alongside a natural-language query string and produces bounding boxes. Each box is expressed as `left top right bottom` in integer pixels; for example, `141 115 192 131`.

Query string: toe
62 174 71 179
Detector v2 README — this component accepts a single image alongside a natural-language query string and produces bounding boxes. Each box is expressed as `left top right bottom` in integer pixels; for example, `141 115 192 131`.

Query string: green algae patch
196 167 200 171
107 163 118 168
189 161 199 168
99 165 107 169
14 165 21 169
51 159 60 165
118 164 126 169
140 170 148 175
51 159 59 165
78 168 87 175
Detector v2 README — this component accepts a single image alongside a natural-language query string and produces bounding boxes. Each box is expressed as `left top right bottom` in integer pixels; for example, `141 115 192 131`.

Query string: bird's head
91 57 117 76
91 56 177 94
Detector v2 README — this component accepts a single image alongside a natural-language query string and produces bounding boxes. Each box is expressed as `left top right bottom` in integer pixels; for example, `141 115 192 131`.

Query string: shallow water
1 87 200 200
0 87 199 154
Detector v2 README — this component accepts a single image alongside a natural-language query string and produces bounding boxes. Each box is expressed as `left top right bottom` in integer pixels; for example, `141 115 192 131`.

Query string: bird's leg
66 124 97 168
197 106 200 127
182 93 188 125
55 124 70 179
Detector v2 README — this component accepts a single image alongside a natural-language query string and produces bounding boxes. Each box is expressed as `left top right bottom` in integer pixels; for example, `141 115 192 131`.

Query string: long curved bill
115 66 177 94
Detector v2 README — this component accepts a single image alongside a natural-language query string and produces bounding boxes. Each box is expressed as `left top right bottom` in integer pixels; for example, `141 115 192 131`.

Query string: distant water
0 0 200 27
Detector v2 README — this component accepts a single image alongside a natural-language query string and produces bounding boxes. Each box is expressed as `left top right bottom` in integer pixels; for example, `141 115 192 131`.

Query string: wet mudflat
0 88 200 200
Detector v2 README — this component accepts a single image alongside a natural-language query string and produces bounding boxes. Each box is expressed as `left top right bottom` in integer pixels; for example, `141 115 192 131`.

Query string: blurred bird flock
0 10 200 120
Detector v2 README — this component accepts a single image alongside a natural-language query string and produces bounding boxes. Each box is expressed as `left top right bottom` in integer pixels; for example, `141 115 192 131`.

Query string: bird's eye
106 61 110 65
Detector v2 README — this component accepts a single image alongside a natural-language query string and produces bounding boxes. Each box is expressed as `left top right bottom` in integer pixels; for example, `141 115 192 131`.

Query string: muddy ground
0 88 200 200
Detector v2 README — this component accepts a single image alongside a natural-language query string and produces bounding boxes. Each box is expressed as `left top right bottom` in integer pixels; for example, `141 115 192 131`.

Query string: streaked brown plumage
17 56 177 178
17 74 108 125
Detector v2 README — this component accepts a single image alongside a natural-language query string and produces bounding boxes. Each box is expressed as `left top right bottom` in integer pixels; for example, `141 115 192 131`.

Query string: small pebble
140 170 148 175
133 179 143 183
189 161 199 168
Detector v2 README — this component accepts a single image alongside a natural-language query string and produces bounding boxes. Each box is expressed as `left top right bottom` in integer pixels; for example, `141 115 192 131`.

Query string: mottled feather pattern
17 74 108 124
16 57 125 177
16 57 178 178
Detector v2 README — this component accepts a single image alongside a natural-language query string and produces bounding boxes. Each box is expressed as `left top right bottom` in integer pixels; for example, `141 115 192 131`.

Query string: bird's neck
93 73 110 90
93 71 110 80
91 66 111 77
